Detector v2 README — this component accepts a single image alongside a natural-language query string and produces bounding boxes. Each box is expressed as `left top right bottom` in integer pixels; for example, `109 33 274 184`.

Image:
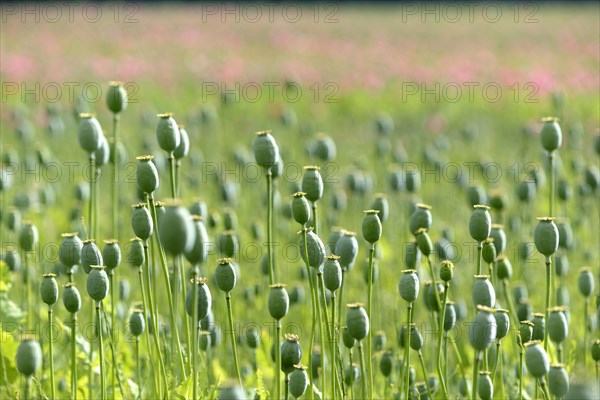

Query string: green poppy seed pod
556 222 573 250
540 117 562 152
405 170 420 193
289 365 309 398
534 217 559 257
425 282 445 313
281 334 302 373
268 283 289 321
362 210 382 244
217 382 245 400
405 242 422 270
78 114 103 153
185 277 212 320
459 378 472 397
440 260 454 282
370 194 389 223
578 267 594 297
592 339 600 362
557 179 572 201
517 302 533 323
199 330 212 351
136 156 159 194
373 331 386 353
380 351 393 377
547 307 568 344
473 275 496 308
4 248 21 272
346 303 369 341
189 199 208 220
586 165 600 190
291 192 311 226
159 202 195 256
519 321 534 345
156 113 180 153
16 338 42 377
490 225 506 255
323 255 342 292
302 166 324 203
7 208 21 231
81 240 103 274
531 313 545 341
474 371 493 400
299 229 326 268
245 327 260 349
106 82 128 114
215 259 237 293
467 185 488 208
94 135 110 168
131 203 153 241
342 326 356 349
253 130 279 170
129 309 145 337
399 269 420 303
489 191 508 212
444 302 457 331
102 240 121 271
218 230 239 258
415 229 433 256
408 203 432 235
40 273 59 306
554 253 569 277
59 232 83 268
469 205 492 243
525 341 550 378
409 324 423 350
482 238 496 264
311 134 336 161
173 126 190 160
496 256 513 280
494 309 510 340
327 228 343 253
185 216 209 265
87 266 109 302
516 180 537 203
336 231 358 270
469 305 497 351
548 364 569 397
222 209 238 231
18 221 38 252
62 283 81 313
556 285 570 307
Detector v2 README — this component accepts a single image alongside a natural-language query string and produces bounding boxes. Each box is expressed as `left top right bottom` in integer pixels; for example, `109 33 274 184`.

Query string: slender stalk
192 267 199 400
24 253 31 328
492 341 501 379
111 114 120 240
313 272 327 396
88 301 94 399
167 154 176 198
596 362 599 400
584 298 589 367
502 279 519 328
109 272 116 400
544 257 551 352
24 376 31 400
518 346 524 400
348 349 354 400
476 242 483 276
472 351 481 400
418 351 432 399
557 343 563 363
48 307 55 400
366 244 375 400
302 228 316 400
274 320 281 400
450 335 470 400
226 293 243 390
88 154 95 243
135 337 141 399
148 195 186 380
316 272 339 398
436 286 449 399
71 312 77 400
337 270 346 329
331 292 337 399
284 373 290 400
266 170 274 284
404 304 413 400
177 256 192 371
312 203 318 235
539 378 551 400
102 305 126 399
97 302 106 400
175 161 181 198
357 341 367 400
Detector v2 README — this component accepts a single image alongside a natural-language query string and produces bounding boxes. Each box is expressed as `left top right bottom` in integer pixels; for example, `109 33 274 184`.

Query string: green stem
109 272 116 400
357 341 367 400
404 304 413 400
284 373 290 400
472 351 481 400
492 341 501 380
71 313 77 400
519 347 524 400
313 271 327 396
366 244 375 400
88 154 95 243
192 267 199 400
436 285 449 399
168 155 176 198
584 298 589 368
226 293 243 391
48 307 55 400
302 228 316 400
97 302 106 400
135 338 141 399
476 242 483 276
418 351 432 399
175 160 181 198
450 335 470 400
312 203 318 235
111 114 120 241
317 272 339 398
24 376 31 400
331 293 337 399
540 378 551 400
274 320 281 400
348 349 354 400
544 257 551 352
267 170 274 284
177 256 192 371
88 300 94 399
148 195 186 381
502 279 519 328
